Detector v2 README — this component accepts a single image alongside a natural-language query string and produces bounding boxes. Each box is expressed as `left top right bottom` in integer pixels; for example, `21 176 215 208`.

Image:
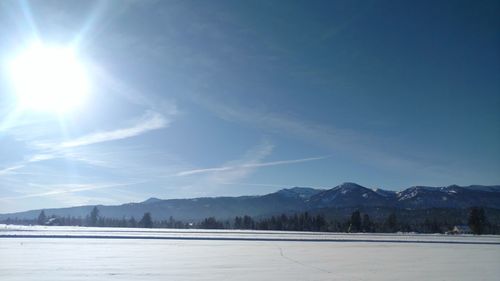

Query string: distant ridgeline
1 183 500 234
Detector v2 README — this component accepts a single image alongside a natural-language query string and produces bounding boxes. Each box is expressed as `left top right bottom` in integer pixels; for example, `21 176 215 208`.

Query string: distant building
45 217 60 226
448 225 472 234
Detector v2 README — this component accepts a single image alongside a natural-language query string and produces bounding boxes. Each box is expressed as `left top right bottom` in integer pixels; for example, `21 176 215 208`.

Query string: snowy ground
1 225 499 281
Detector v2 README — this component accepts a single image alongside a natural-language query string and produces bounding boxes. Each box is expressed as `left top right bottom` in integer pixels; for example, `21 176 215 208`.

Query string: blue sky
0 0 499 213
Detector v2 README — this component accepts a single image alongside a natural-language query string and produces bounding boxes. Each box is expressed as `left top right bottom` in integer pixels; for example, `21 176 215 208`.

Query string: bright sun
8 43 90 113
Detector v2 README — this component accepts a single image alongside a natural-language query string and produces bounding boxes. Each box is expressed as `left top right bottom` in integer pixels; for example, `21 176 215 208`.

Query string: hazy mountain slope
308 182 394 208
1 184 499 221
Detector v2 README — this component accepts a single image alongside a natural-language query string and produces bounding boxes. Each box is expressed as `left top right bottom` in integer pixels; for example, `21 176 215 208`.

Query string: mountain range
1 183 499 221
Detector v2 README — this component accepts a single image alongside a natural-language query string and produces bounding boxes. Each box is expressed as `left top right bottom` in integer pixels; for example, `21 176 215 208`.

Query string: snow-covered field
1 225 499 281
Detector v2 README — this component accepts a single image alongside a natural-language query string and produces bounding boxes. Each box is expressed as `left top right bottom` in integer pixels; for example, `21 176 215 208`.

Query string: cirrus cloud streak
177 155 329 176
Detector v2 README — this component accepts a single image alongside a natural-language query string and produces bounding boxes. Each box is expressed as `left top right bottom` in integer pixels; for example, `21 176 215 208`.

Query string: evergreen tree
349 210 362 232
468 207 487 235
313 214 326 231
233 216 242 229
168 216 175 228
37 210 47 225
385 212 398 232
199 217 223 229
242 215 254 229
361 214 372 232
89 207 99 226
128 217 137 228
139 212 153 228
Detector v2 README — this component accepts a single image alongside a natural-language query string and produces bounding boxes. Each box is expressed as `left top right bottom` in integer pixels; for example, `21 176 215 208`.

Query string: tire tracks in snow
275 245 332 274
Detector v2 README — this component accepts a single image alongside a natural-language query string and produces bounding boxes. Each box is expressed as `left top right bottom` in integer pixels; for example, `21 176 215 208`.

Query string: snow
1 225 499 281
398 190 418 201
372 188 396 198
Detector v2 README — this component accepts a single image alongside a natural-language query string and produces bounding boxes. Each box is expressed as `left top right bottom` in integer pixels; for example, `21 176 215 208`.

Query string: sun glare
8 43 90 113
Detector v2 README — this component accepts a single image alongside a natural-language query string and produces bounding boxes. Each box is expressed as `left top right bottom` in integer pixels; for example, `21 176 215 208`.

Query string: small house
449 225 472 234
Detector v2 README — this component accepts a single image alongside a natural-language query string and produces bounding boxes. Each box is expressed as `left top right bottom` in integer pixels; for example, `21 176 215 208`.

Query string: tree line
199 208 496 234
1 206 495 235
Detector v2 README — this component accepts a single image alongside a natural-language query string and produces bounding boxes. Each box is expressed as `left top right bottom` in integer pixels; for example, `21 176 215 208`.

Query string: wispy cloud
0 165 24 175
0 110 172 183
27 154 56 162
90 64 180 115
195 97 420 170
22 110 171 168
177 155 328 176
218 181 328 190
172 140 326 198
205 140 275 184
0 181 143 200
59 111 168 148
172 140 275 195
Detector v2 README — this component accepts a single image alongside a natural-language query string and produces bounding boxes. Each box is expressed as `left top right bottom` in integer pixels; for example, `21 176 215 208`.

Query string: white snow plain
1 225 499 281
